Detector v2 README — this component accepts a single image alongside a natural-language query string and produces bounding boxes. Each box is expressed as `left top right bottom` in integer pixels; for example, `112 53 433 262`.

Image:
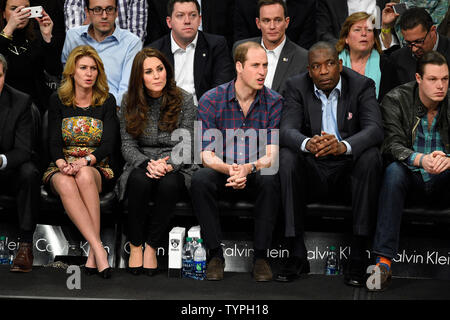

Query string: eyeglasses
403 29 430 48
88 6 117 15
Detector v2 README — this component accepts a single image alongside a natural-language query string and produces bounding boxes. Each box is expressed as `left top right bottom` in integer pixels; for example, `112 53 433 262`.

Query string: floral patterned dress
43 92 118 184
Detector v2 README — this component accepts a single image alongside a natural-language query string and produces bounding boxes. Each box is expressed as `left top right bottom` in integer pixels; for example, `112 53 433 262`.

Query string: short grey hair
0 54 7 74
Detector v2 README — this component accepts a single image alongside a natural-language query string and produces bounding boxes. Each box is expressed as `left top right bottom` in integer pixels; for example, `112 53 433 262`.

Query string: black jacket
147 31 235 102
380 81 450 163
280 67 384 159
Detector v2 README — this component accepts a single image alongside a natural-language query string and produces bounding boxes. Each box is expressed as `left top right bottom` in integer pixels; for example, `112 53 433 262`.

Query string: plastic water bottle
0 236 9 265
182 237 194 278
193 239 206 280
325 246 339 275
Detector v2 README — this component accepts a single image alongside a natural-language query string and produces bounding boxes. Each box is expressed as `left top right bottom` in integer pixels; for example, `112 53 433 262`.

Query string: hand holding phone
22 6 43 18
393 3 408 15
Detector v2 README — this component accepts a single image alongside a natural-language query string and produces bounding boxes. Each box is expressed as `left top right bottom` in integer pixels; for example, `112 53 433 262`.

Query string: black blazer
0 84 33 170
147 31 235 102
234 0 317 49
280 67 384 159
232 36 308 93
379 53 400 101
390 35 450 85
317 0 388 44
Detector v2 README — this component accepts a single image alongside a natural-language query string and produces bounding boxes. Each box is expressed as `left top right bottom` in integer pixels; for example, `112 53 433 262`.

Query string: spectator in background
234 0 316 49
389 7 450 84
380 0 449 51
144 0 235 50
0 54 40 273
336 12 399 101
44 45 118 279
0 0 62 114
64 0 147 42
61 0 142 107
233 0 308 94
116 48 197 276
147 0 234 105
316 0 389 45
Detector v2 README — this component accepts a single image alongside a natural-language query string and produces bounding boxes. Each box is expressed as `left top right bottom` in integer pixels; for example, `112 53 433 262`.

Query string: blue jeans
373 161 450 259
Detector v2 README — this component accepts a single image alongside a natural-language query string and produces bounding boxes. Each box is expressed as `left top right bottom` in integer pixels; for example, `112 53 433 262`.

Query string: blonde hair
335 12 382 54
58 45 109 107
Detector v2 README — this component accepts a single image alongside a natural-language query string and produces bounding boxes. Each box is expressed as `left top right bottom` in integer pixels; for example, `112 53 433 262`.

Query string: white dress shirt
171 31 199 105
261 36 286 90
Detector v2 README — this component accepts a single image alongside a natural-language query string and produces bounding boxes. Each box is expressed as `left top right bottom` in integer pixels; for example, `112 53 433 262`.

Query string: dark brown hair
125 48 183 137
257 0 287 18
416 51 448 77
0 0 35 41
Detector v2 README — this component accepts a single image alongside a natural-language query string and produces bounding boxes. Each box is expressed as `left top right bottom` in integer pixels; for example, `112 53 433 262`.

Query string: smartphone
22 6 43 18
393 3 408 15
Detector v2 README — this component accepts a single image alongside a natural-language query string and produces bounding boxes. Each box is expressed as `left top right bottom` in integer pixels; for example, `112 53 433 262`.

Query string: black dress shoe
344 258 368 287
84 266 98 276
98 267 112 279
127 266 143 275
275 256 310 282
143 267 158 277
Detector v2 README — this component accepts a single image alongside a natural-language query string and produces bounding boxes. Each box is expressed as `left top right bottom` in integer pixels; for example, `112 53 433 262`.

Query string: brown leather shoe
206 257 225 281
10 242 33 273
252 259 273 282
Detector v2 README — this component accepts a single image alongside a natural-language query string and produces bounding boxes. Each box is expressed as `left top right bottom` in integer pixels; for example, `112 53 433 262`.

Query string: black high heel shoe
84 266 98 276
98 267 112 279
127 266 143 275
143 267 158 277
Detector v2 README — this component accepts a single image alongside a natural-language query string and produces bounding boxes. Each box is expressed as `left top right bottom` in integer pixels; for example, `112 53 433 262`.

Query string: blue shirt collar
82 23 121 42
227 79 263 105
313 76 342 99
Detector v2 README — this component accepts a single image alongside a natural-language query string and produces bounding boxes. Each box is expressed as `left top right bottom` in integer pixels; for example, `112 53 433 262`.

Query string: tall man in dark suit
0 54 40 273
234 0 316 49
277 42 384 286
233 0 308 94
390 7 450 85
317 0 388 44
147 0 234 104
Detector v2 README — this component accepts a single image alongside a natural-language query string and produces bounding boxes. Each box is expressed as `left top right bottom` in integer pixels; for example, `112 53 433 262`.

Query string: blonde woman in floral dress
43 45 118 279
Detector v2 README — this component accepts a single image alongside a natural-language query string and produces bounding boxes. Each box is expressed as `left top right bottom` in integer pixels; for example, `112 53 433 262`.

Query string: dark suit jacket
280 67 384 159
379 53 400 101
232 36 308 93
234 0 317 49
317 0 388 44
390 35 450 85
0 84 33 170
145 0 235 49
148 31 234 102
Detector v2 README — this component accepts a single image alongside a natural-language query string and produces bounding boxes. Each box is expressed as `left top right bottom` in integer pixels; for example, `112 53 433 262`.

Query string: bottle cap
0 236 5 241
330 246 336 251
186 237 192 242
197 239 203 243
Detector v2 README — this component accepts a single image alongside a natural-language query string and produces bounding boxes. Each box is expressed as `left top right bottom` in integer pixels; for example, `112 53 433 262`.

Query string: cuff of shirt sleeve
407 152 418 166
341 141 352 155
0 154 7 170
301 138 310 153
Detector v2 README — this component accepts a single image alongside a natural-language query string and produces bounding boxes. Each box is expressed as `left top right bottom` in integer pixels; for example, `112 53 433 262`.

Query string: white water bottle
193 239 206 280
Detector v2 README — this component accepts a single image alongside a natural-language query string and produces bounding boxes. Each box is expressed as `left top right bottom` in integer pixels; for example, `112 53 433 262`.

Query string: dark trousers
373 161 450 259
0 161 40 240
190 167 280 252
126 168 185 248
279 147 382 238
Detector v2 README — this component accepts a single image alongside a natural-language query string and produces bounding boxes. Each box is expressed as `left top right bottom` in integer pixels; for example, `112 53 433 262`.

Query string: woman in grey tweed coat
115 48 197 275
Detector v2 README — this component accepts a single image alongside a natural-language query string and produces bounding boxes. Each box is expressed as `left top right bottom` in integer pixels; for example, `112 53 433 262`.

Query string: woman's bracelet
0 31 13 41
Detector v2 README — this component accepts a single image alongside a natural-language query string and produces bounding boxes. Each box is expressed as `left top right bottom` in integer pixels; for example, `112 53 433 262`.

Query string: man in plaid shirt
191 41 282 282
369 51 450 291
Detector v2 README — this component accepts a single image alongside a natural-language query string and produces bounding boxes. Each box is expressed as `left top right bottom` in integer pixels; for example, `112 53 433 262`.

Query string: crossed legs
50 167 109 272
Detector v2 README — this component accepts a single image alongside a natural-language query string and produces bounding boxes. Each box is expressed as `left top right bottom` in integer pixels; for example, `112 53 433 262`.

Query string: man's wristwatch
84 155 92 166
250 163 257 174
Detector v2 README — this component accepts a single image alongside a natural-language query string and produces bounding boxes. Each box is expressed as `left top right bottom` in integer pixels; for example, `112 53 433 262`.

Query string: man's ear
415 72 422 84
166 16 172 29
256 17 261 30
